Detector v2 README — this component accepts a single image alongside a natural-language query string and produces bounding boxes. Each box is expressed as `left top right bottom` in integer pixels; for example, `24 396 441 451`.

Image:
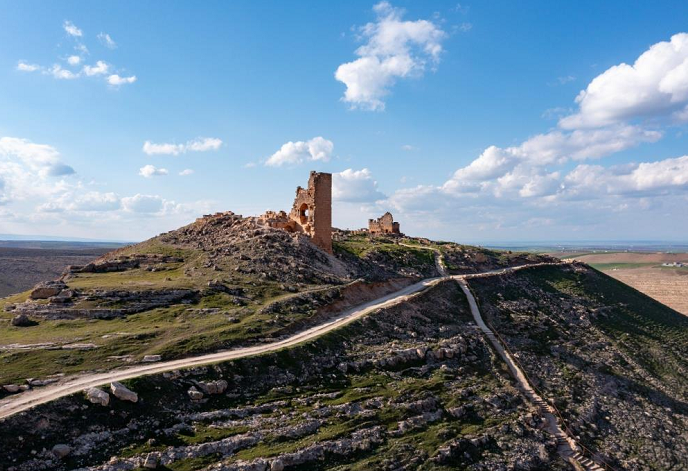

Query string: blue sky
1 0 687 242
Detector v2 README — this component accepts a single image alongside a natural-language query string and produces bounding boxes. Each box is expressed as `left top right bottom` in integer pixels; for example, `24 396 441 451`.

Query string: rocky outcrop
11 313 35 327
110 382 138 403
86 388 110 407
29 281 67 300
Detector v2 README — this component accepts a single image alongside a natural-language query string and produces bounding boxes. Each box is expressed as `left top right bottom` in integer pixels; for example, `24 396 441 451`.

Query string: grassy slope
0 282 565 471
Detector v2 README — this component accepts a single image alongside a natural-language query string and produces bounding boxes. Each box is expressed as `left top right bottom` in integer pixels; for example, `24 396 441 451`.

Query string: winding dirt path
456 276 605 471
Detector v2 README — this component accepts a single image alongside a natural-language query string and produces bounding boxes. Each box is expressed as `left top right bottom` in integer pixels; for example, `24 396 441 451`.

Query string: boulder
270 460 285 471
199 379 228 395
3 384 20 393
143 453 159 469
11 314 34 327
111 381 138 403
188 386 204 400
86 387 110 406
142 355 162 363
30 281 66 300
52 444 71 459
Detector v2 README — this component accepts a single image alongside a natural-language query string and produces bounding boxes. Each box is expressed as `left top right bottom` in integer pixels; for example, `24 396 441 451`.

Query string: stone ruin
369 211 401 236
259 171 333 254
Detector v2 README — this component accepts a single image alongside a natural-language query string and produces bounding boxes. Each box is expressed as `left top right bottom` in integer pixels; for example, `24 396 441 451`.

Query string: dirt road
0 261 563 421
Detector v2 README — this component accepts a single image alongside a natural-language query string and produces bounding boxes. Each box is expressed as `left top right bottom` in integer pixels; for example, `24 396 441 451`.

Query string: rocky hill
0 213 547 385
0 214 685 471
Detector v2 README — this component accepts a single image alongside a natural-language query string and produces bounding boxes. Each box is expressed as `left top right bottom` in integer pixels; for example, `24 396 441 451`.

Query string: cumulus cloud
63 21 83 37
179 169 194 176
16 61 40 72
97 32 117 49
265 137 334 166
139 165 169 178
560 33 688 129
333 168 386 202
142 137 223 156
335 1 446 111
122 194 164 213
107 74 136 86
0 137 77 206
373 32 688 239
50 64 79 80
83 61 109 76
17 22 135 89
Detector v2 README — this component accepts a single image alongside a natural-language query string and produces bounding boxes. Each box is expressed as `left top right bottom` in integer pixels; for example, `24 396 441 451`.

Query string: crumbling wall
369 212 401 235
258 171 333 254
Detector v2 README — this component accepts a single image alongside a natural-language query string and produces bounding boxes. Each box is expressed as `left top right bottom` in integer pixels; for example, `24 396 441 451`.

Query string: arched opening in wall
299 203 309 225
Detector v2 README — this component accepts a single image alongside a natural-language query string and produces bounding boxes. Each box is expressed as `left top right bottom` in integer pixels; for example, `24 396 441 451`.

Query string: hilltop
0 212 546 385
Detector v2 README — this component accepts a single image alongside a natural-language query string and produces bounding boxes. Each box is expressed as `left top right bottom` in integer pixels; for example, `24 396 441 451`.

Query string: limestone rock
188 386 204 400
11 314 34 327
111 381 138 403
86 387 110 406
30 281 66 300
52 444 71 459
143 453 159 469
270 459 284 471
143 355 162 363
3 384 20 393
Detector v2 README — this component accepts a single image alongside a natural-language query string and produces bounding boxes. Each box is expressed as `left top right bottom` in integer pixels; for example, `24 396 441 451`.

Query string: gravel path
456 276 605 471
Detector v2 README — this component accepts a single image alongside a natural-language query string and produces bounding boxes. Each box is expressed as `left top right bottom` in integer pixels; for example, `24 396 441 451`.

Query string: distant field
548 251 688 315
0 242 121 298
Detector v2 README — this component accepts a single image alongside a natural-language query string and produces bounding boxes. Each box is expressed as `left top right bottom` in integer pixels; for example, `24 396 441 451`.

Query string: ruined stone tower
288 171 332 254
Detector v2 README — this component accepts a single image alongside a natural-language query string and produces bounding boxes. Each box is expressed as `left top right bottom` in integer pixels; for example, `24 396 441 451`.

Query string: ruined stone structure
369 212 401 236
259 171 333 254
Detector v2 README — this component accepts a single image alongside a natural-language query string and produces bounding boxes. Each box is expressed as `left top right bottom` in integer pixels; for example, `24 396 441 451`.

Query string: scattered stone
143 453 159 469
30 281 66 300
11 314 34 327
86 387 110 406
188 386 204 400
111 381 138 403
51 444 71 459
3 384 20 393
143 355 162 363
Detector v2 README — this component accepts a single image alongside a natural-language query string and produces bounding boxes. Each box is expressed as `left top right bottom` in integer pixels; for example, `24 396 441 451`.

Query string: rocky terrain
0 213 547 384
469 264 688 470
1 214 685 471
0 281 569 471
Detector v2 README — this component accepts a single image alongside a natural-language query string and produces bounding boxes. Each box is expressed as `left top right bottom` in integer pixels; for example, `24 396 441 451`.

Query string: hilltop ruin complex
196 171 401 254
258 171 333 254
369 211 401 236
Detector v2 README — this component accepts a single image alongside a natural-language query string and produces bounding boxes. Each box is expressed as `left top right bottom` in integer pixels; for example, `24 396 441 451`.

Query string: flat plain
548 251 688 315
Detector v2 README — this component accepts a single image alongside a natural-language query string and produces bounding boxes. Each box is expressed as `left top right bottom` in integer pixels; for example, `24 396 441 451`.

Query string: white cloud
83 61 109 76
49 64 79 80
265 137 334 166
335 1 446 111
122 194 164 213
401 144 417 151
0 137 77 204
142 137 223 156
139 165 169 178
179 169 194 176
17 61 40 72
557 75 575 84
333 168 386 202
17 22 135 89
97 32 117 49
107 74 136 86
63 21 83 38
457 22 472 33
560 33 688 129
185 137 223 152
